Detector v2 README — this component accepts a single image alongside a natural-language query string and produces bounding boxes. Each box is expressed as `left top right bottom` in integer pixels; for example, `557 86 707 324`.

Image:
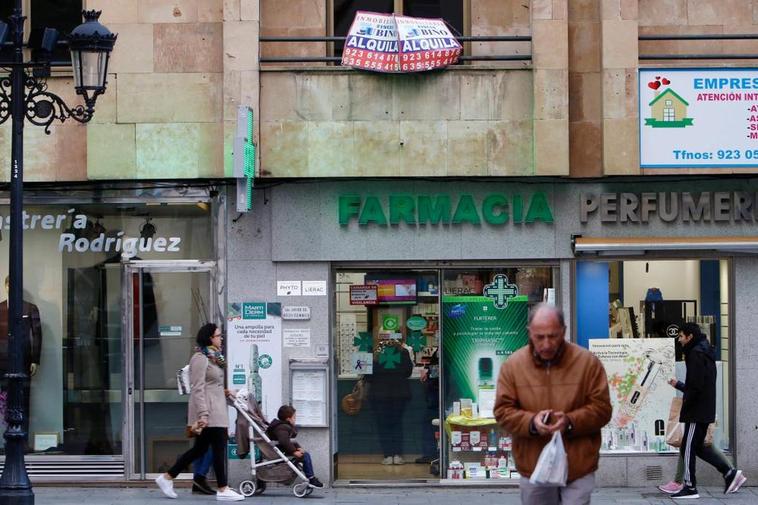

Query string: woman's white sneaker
155 474 177 499
216 487 245 501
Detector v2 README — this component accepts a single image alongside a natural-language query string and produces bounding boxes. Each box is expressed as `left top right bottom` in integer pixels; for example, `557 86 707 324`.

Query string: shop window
0 1 82 63
332 0 464 57
576 259 731 455
0 202 212 458
335 270 440 481
440 268 555 481
334 266 556 482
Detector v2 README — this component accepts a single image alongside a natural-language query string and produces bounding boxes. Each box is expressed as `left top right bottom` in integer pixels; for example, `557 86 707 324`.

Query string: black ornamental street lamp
0 4 116 504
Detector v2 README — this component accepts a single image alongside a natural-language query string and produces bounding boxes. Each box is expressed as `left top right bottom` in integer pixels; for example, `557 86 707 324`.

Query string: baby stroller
232 390 315 498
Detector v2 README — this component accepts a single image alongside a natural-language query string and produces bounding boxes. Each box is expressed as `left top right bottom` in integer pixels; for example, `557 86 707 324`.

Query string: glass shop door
123 261 215 480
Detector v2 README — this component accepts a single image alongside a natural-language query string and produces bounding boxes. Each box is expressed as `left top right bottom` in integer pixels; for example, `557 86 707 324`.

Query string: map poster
590 338 676 453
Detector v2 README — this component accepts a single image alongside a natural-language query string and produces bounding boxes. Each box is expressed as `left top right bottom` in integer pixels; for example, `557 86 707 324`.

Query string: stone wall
0 0 260 182
259 70 534 177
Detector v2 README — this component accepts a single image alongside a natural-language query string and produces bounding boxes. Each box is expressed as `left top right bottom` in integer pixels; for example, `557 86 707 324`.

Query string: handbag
341 377 369 416
665 397 716 448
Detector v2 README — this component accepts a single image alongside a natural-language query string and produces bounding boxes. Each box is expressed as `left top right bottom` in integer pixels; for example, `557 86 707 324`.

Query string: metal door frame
122 260 216 480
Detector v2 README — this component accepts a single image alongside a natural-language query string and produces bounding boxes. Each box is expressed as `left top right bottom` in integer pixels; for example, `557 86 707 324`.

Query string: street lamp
0 4 116 504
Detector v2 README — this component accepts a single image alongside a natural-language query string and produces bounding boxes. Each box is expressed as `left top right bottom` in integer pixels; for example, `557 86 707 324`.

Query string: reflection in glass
0 203 212 458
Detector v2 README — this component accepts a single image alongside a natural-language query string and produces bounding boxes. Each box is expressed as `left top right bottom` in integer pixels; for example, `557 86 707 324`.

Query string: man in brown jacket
494 304 611 505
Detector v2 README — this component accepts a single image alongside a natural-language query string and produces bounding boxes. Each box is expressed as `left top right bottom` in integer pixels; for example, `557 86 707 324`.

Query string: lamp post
0 4 116 504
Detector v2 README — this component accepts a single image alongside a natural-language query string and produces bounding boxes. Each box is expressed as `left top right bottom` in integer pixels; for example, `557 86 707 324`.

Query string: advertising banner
227 302 283 426
640 68 758 168
341 11 461 73
442 296 528 419
589 338 676 452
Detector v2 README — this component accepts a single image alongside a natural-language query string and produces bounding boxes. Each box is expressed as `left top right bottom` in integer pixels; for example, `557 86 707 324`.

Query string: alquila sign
339 192 553 226
581 191 758 223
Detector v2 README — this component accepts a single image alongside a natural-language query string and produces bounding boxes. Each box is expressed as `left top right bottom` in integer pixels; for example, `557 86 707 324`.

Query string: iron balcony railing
639 33 758 60
259 35 531 64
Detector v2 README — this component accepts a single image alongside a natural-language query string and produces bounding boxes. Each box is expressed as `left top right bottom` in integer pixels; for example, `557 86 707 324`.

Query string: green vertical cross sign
483 274 519 309
234 106 256 212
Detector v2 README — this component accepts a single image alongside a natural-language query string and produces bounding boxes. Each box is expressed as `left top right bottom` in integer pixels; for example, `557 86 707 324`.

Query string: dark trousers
300 451 314 478
193 447 213 479
168 427 228 487
680 422 731 488
372 397 407 457
421 404 438 458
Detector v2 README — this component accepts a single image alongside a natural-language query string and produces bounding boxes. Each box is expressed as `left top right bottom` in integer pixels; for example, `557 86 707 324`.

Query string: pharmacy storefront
227 177 758 488
0 184 223 480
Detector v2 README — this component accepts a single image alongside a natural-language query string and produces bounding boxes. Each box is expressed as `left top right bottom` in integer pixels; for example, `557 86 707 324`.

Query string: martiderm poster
227 302 283 426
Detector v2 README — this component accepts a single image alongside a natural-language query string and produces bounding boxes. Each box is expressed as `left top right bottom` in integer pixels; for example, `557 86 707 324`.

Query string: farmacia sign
338 193 553 226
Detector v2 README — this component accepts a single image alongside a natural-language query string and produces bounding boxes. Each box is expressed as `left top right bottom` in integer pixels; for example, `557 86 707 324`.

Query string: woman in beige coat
155 323 243 501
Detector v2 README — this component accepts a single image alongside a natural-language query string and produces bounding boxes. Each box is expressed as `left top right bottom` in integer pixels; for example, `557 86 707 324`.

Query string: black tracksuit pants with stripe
680 422 731 488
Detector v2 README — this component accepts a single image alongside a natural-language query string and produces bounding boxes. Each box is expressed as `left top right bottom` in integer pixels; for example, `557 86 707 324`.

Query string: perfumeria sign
581 191 758 223
338 192 554 227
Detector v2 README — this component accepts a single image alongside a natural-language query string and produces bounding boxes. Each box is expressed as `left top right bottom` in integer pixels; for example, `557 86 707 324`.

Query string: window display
0 202 212 458
335 266 557 482
576 259 731 454
336 270 439 481
440 268 555 481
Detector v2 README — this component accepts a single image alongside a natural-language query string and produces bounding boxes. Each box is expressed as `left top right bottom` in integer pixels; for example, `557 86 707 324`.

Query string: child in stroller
232 391 323 498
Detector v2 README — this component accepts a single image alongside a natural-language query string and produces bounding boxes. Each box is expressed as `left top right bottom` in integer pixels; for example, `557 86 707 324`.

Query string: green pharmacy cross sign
353 331 373 352
379 346 401 369
483 274 519 309
234 106 256 212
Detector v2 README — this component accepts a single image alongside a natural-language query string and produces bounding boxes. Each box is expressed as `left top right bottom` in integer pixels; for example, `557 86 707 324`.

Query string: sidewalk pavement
34 485 757 504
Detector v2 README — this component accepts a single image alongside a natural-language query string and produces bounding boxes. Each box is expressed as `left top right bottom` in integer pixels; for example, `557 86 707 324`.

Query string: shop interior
335 267 556 482
0 203 212 471
576 259 730 454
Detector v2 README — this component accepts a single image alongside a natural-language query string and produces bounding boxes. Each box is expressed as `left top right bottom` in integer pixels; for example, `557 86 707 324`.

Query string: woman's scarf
197 345 226 369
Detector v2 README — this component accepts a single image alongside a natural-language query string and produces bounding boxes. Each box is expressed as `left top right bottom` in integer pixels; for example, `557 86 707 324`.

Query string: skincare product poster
442 296 528 418
227 302 283 426
590 338 675 452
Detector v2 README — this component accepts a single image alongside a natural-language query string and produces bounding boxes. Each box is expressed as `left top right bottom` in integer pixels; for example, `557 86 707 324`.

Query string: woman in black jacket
365 340 413 465
666 323 745 498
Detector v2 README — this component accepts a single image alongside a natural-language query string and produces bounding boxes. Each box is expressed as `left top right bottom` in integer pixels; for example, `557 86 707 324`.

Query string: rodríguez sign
341 11 461 73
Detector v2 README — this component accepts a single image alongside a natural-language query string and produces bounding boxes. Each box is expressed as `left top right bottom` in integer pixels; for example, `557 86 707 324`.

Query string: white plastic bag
176 364 191 395
529 431 568 487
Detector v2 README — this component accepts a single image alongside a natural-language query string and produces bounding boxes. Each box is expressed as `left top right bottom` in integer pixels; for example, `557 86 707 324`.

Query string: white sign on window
640 68 758 168
302 280 327 296
277 281 302 296
283 328 311 348
282 306 311 320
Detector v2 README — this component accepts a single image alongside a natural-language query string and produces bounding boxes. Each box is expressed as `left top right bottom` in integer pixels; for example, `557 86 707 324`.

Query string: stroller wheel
293 481 310 498
254 480 266 495
305 486 314 496
239 480 256 497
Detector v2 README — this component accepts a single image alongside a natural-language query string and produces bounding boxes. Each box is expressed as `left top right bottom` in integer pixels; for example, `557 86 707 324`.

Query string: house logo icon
644 77 694 128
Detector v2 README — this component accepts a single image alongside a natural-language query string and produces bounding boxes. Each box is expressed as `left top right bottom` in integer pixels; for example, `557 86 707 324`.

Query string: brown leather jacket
494 341 611 483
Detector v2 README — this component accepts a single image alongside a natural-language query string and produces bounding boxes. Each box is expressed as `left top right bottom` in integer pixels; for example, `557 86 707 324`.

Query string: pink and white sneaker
658 481 684 494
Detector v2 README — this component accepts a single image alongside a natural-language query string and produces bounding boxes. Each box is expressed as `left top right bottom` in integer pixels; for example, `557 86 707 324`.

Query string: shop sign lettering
0 209 182 257
338 192 554 227
581 191 758 224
